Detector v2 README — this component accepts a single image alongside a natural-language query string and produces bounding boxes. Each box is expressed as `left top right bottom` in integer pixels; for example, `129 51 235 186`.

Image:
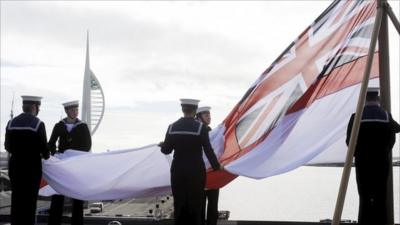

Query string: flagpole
331 3 384 225
385 2 400 35
378 1 394 224
382 2 400 223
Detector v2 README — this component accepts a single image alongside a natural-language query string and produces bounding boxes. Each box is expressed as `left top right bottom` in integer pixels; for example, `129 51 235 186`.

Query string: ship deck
1 192 399 225
0 218 365 225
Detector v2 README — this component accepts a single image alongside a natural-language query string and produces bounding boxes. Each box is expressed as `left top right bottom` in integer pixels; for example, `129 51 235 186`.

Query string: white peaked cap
180 98 200 106
62 100 79 108
197 106 211 114
21 95 42 103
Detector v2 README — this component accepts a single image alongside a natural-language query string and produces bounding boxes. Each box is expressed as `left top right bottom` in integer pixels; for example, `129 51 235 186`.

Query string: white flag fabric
41 145 172 200
41 0 381 199
41 126 228 200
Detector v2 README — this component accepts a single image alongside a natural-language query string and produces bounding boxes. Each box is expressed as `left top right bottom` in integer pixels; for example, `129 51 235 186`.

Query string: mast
331 2 384 224
10 92 14 119
7 93 14 162
384 4 400 221
332 0 400 224
377 0 394 223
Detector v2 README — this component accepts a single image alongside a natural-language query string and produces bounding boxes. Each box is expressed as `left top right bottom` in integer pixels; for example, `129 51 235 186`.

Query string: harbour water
220 167 400 222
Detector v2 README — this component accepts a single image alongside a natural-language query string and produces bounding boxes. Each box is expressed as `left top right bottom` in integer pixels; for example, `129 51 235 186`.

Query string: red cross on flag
207 0 379 188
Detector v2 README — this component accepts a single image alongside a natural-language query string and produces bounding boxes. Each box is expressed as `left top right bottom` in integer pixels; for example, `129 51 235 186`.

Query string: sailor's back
5 113 47 158
166 117 206 167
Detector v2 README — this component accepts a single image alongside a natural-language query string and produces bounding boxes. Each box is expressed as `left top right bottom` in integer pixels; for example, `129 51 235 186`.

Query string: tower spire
85 30 90 69
82 31 92 132
81 31 106 136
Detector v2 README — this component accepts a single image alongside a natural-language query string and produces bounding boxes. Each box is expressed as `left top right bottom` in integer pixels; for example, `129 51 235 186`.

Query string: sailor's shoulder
172 117 202 127
362 105 389 122
7 113 42 131
168 118 203 135
57 119 67 125
15 113 41 123
53 120 66 130
170 118 185 126
192 119 202 125
75 119 88 127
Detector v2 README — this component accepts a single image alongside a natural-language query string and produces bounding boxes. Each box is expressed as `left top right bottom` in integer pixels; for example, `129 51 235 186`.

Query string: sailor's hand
42 153 50 160
158 142 164 147
219 165 225 171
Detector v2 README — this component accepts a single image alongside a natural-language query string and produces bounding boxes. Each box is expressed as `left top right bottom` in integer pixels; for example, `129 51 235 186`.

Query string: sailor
47 100 91 225
346 87 400 225
196 106 220 225
4 95 50 225
160 99 222 225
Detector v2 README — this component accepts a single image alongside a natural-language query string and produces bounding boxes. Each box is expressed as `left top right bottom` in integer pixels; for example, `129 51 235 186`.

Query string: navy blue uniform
346 105 400 225
201 125 219 225
161 117 220 225
4 113 49 225
47 118 91 225
48 118 91 154
203 189 219 225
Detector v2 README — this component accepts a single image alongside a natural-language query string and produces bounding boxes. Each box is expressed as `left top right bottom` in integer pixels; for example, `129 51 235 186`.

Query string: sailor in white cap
346 87 400 225
196 106 211 129
4 95 50 225
160 99 222 225
196 106 219 225
62 100 79 110
47 100 91 225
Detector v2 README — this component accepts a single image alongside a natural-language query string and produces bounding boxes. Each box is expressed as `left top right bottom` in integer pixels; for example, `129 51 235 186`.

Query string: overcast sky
1 1 399 153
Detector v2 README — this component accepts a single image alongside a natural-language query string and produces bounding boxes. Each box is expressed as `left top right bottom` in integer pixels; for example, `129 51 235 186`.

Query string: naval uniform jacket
161 117 220 172
346 104 400 225
48 118 91 154
5 113 49 160
346 104 400 166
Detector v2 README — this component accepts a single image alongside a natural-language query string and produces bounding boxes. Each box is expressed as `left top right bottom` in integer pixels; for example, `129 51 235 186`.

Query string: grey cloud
108 100 179 114
0 58 56 68
119 65 255 87
2 2 267 71
1 2 273 99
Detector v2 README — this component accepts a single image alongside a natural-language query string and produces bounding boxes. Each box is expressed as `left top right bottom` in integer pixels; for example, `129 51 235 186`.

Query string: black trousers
355 161 389 225
202 189 219 225
48 195 84 225
9 157 42 225
171 166 206 225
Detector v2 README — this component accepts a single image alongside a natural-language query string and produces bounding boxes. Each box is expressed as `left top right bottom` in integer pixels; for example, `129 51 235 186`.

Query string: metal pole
378 1 394 224
385 3 400 35
331 4 384 225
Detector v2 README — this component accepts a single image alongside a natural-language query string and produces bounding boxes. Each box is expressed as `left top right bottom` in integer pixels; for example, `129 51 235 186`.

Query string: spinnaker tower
81 32 105 135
